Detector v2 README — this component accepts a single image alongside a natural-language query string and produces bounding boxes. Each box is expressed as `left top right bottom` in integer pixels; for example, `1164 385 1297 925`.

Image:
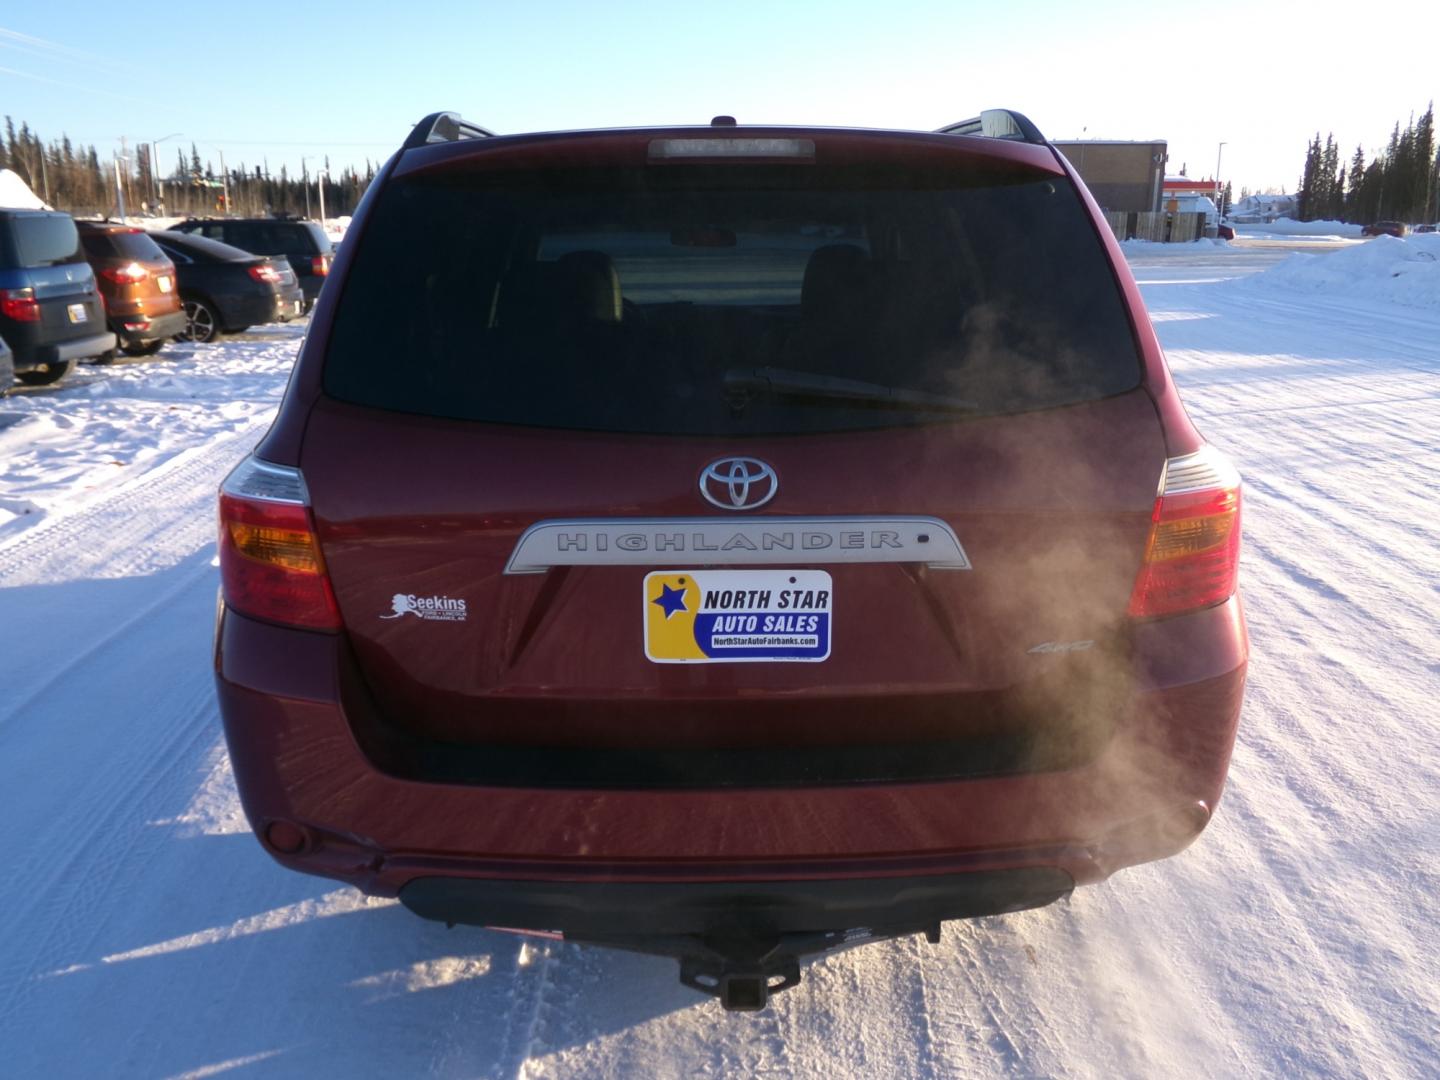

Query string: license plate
67 303 88 324
644 569 832 663
294 300 303 314
157 276 172 293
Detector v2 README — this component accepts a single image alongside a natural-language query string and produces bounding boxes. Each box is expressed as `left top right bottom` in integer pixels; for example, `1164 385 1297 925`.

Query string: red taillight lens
311 255 330 276
100 262 149 284
219 458 340 631
248 264 281 283
1128 449 1242 619
1 287 40 322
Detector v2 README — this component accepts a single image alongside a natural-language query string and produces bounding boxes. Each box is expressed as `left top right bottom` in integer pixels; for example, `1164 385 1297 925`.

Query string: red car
215 110 1248 1011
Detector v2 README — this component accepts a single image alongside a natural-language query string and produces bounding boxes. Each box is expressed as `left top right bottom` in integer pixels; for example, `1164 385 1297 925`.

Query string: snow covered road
1 246 1437 1079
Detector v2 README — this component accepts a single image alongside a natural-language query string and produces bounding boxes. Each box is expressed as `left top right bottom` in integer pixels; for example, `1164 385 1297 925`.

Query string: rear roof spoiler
935 110 1046 145
403 111 497 150
402 108 1045 149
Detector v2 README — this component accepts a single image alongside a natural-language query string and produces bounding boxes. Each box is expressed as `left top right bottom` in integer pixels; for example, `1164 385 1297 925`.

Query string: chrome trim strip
504 516 972 575
220 455 309 505
1162 446 1241 496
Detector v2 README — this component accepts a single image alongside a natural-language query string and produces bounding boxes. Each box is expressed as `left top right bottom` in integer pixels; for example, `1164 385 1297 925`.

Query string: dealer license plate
644 569 832 663
158 275 172 293
67 303 88 324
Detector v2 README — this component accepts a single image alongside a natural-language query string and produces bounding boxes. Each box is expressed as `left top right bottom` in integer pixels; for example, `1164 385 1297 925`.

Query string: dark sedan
147 232 305 342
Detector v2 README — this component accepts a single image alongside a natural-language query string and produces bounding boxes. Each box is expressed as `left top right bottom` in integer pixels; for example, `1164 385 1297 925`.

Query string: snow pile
0 168 49 209
324 215 351 243
1248 217 1364 239
1235 233 1440 309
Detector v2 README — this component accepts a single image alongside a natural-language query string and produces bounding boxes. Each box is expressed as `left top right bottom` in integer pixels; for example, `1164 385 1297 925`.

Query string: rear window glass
84 230 167 261
109 231 168 261
80 232 115 257
201 221 328 255
157 232 250 262
7 215 86 268
324 163 1141 435
302 222 332 254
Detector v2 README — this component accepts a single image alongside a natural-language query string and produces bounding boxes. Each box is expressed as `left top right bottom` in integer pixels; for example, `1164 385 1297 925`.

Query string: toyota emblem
699 457 778 510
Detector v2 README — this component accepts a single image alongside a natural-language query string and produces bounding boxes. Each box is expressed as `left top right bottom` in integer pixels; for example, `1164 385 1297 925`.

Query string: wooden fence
1102 211 1209 243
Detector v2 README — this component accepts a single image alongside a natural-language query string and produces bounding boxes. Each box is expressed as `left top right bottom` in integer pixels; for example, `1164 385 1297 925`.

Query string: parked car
147 231 305 342
0 209 114 385
215 110 1249 1011
169 216 332 310
75 221 186 358
1362 220 1408 237
1216 221 1236 240
1414 223 1436 234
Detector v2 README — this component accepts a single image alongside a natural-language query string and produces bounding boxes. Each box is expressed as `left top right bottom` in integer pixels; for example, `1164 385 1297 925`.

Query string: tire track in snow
0 411 271 1050
0 419 265 587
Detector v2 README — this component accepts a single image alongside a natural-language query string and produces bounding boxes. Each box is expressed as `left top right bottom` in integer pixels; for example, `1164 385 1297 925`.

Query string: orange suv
76 222 186 358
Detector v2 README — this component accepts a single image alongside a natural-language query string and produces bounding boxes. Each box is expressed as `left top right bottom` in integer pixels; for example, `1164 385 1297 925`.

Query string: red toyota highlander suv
215 110 1247 1011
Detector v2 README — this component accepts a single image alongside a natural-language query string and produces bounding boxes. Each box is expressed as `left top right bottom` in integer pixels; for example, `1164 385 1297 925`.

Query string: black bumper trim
13 331 117 369
399 867 1074 937
113 310 187 344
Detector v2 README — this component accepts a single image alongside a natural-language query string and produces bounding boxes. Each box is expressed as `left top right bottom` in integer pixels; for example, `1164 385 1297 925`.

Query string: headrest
555 250 622 325
495 250 623 330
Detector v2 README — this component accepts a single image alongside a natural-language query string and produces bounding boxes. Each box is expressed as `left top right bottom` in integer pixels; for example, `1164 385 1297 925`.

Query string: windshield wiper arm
723 366 979 413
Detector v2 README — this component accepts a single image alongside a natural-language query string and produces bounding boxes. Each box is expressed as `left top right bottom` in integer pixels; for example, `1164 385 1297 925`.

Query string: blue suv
1 210 114 387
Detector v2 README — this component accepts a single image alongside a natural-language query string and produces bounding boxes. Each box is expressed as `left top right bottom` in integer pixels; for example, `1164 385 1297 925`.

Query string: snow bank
1235 233 1440 309
0 168 48 209
1248 217 1365 238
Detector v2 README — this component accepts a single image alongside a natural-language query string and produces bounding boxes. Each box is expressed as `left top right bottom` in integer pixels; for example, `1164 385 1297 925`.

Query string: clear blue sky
3 1 1437 192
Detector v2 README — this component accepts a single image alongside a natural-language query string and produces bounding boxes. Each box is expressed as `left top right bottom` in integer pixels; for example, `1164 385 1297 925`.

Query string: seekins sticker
644 570 832 663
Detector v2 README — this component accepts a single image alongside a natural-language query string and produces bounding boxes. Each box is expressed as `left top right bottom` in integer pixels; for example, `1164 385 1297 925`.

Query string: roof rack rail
403 111 497 150
935 110 1046 145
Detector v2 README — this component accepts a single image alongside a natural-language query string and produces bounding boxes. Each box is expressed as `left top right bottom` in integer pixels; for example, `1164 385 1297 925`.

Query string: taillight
219 456 341 631
1 287 40 322
1127 447 1242 619
311 255 330 276
100 262 149 284
248 264 281 283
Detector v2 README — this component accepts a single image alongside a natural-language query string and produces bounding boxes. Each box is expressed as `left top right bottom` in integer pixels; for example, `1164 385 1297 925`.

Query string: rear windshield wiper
723 366 979 413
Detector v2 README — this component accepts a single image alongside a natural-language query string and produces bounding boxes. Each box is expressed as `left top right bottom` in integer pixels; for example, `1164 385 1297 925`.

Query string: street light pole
218 147 229 215
151 132 184 207
114 151 128 223
1215 141 1228 216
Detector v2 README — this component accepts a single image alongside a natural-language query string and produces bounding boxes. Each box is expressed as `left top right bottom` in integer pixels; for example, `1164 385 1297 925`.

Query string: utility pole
317 166 327 225
301 157 312 219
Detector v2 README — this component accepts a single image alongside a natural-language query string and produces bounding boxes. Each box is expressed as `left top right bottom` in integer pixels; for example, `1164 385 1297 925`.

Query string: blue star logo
652 582 688 620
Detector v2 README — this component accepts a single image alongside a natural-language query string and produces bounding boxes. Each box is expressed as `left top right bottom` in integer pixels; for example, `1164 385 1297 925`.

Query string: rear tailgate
303 129 1165 778
304 394 1162 757
33 265 104 343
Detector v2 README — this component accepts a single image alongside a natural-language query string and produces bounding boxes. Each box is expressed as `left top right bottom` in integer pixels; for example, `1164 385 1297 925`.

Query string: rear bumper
111 310 187 346
12 331 117 370
274 286 306 322
401 867 1075 937
216 597 1246 907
